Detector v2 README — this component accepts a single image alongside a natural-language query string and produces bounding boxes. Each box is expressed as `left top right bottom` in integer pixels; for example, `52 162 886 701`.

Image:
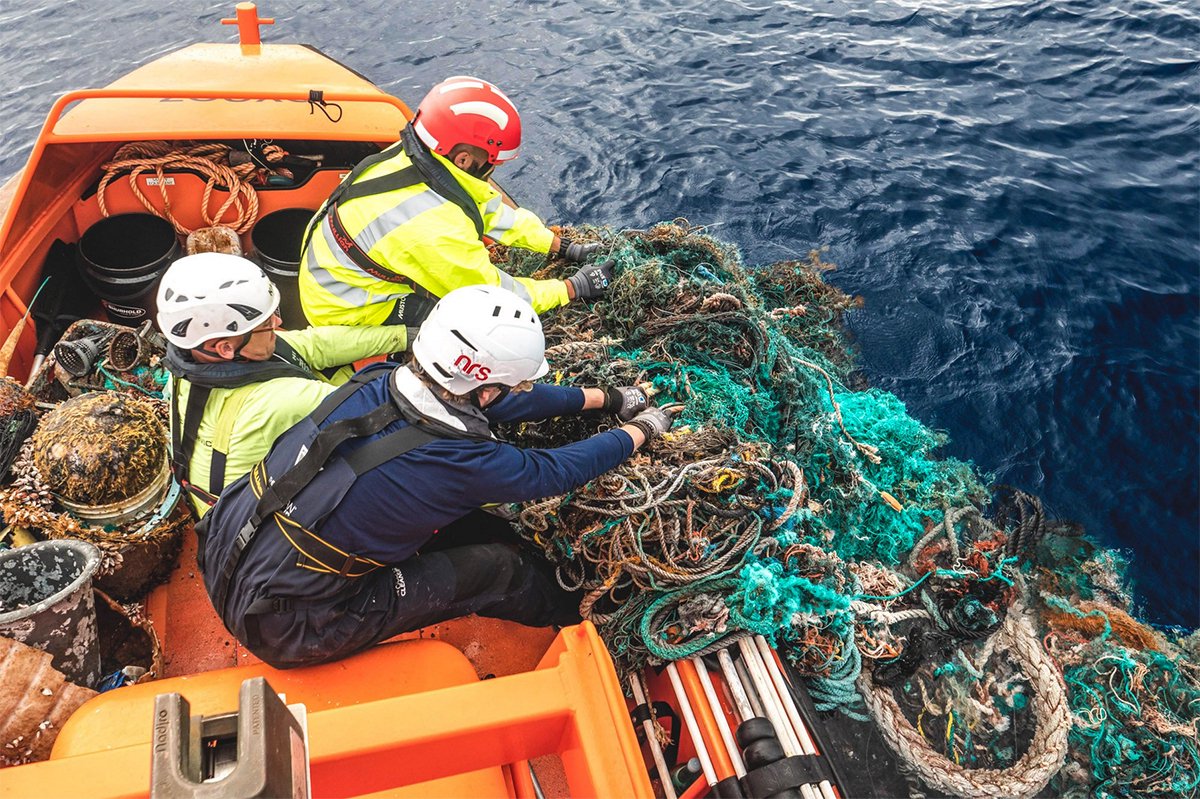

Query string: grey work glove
559 240 601 262
604 386 649 422
626 405 679 441
566 258 615 301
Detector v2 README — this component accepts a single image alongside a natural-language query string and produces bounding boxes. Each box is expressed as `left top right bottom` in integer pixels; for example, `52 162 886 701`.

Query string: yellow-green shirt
167 325 407 516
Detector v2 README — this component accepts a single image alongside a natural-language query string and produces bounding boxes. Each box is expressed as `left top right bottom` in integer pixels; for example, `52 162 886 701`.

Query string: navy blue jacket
314 373 634 563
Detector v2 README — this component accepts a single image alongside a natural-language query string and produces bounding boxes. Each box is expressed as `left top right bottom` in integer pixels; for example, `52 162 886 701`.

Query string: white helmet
412 285 549 396
155 253 280 349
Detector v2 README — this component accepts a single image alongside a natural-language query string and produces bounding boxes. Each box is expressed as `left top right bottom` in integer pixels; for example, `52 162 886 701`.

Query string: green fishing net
493 221 1197 796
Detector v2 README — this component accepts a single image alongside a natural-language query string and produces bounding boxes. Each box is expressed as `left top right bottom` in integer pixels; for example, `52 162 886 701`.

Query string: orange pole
221 3 274 47
675 659 736 780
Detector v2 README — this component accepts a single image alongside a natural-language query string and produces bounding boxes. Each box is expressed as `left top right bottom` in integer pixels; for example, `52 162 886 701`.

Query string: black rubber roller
743 738 786 769
735 717 776 747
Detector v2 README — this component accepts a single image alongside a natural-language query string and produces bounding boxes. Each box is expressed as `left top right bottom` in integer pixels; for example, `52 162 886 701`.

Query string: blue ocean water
2 1 1197 625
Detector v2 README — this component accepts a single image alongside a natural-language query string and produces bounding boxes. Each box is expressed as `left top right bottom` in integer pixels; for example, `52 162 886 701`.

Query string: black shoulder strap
211 370 434 616
344 424 438 475
171 377 219 507
338 164 422 204
301 141 405 244
246 402 402 530
310 367 385 425
310 129 485 243
400 124 486 241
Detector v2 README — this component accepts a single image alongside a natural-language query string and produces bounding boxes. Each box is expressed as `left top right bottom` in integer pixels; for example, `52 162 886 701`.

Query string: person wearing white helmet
298 75 613 331
196 285 678 669
157 252 410 516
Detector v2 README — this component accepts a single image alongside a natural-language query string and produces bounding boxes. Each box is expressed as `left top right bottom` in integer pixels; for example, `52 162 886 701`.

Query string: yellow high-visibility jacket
299 144 568 327
167 325 407 516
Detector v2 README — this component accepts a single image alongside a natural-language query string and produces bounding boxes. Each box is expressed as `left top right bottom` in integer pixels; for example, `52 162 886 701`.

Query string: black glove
604 386 649 422
626 405 679 441
559 240 601 262
566 259 615 301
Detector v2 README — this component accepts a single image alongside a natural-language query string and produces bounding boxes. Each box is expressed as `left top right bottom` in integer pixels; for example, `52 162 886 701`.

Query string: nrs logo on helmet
453 354 492 382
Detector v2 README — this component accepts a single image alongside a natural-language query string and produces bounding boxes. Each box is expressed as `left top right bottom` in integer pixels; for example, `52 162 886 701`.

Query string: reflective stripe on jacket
298 147 566 327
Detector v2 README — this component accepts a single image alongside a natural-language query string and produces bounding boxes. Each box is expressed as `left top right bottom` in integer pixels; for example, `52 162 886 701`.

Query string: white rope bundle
859 599 1071 799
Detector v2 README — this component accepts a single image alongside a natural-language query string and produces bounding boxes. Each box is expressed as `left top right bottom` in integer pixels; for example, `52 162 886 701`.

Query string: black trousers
252 511 581 668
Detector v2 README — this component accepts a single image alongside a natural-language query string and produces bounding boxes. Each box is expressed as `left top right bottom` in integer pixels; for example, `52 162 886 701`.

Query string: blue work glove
566 258 615 301
560 240 601 262
604 386 649 422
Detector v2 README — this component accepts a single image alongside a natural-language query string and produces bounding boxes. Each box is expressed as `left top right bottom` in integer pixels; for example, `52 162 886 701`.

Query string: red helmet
413 76 522 165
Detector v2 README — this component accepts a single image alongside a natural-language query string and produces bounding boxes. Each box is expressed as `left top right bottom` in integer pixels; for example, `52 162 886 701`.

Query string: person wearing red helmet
299 76 612 330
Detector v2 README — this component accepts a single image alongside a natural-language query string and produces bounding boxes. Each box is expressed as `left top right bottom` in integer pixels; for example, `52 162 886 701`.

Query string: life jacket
299 126 564 328
197 364 488 641
164 339 317 508
301 125 485 325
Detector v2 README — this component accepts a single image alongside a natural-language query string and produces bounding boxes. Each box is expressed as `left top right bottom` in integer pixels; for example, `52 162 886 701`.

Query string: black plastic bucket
0 540 102 688
78 213 181 327
250 208 314 330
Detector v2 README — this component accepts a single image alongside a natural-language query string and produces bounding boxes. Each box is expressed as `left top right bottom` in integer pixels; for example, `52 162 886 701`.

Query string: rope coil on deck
97 142 260 234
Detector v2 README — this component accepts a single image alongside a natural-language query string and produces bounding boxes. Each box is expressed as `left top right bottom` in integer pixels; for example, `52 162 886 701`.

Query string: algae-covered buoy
31 391 168 516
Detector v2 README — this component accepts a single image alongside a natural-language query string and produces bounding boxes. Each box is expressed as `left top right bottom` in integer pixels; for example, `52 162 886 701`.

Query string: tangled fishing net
494 221 1198 798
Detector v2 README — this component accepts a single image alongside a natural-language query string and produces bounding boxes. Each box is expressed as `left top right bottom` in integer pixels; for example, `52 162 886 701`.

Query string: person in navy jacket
199 284 678 668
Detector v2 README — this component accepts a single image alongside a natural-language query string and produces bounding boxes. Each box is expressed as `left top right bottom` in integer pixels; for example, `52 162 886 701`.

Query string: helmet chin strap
466 159 495 181
468 384 511 410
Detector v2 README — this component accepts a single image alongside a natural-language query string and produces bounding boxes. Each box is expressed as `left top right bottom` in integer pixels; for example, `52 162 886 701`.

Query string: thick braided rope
97 142 260 234
859 600 1071 798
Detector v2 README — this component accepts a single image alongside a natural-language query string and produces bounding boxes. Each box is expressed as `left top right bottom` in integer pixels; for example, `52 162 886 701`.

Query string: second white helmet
155 253 280 349
412 285 549 396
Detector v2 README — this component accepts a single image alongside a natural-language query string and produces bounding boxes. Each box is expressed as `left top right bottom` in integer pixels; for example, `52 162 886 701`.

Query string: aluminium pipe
737 638 803 757
738 640 831 799
716 649 756 722
754 636 817 754
630 673 678 799
748 637 839 799
720 647 813 799
753 639 839 799
690 656 746 778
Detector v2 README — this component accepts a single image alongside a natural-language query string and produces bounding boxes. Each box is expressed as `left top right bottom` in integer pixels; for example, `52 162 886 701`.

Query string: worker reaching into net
299 75 614 329
197 285 678 668
158 253 410 517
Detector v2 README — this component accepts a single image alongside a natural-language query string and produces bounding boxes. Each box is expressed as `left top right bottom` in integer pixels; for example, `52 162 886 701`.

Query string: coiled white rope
859 597 1071 799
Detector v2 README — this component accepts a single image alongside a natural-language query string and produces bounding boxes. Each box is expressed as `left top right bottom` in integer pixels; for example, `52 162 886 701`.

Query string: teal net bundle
493 221 1199 797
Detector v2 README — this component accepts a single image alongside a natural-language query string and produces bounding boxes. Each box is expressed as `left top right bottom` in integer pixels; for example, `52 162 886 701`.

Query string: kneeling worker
198 285 675 669
299 75 614 329
157 252 410 516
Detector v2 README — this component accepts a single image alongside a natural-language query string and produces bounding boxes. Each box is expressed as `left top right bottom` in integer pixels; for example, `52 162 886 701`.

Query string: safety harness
166 339 317 508
203 368 443 623
305 124 488 323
